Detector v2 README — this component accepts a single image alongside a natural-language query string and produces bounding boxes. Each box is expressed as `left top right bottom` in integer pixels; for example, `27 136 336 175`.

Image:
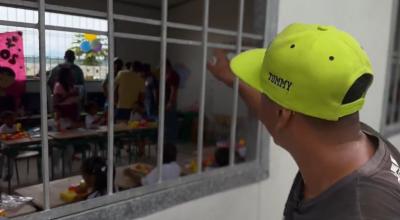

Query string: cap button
317 26 329 31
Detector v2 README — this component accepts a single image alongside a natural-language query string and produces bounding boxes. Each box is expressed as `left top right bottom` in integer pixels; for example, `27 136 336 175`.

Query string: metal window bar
114 31 255 50
0 0 269 217
114 32 161 42
44 24 107 36
113 13 263 40
0 19 37 28
256 0 278 169
229 0 244 166
196 0 209 173
45 3 107 19
389 62 400 124
382 0 400 134
106 0 114 195
38 0 50 210
0 0 37 9
3 0 263 41
157 0 168 183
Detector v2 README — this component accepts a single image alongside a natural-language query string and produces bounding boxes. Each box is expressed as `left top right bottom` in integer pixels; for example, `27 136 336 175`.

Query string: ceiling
117 0 195 10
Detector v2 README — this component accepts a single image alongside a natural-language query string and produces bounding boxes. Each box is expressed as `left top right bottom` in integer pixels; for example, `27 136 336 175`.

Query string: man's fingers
213 49 228 61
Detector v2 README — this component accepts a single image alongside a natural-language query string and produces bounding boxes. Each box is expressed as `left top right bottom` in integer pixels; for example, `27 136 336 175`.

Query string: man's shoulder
116 70 132 78
356 177 400 219
71 63 83 71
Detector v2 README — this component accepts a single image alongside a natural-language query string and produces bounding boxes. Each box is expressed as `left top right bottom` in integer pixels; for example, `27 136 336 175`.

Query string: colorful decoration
0 131 29 141
80 40 91 53
0 31 26 98
83 33 97 41
90 39 102 52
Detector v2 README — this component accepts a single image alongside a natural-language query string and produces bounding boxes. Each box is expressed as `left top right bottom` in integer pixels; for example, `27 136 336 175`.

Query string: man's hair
114 58 124 71
57 65 73 92
163 143 177 163
81 156 108 193
143 63 151 73
125 62 132 70
133 61 144 72
64 50 75 63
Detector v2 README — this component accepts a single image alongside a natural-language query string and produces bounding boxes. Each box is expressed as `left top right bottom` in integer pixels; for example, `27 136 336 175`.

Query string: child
0 111 17 134
52 65 80 131
214 147 244 167
124 143 181 186
80 157 109 199
0 111 17 180
85 101 105 129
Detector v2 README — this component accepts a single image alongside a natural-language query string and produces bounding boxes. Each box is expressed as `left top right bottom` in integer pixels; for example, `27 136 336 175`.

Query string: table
115 165 138 190
0 136 51 193
96 124 158 134
15 175 81 209
0 137 42 146
48 129 100 140
14 166 136 209
6 204 37 218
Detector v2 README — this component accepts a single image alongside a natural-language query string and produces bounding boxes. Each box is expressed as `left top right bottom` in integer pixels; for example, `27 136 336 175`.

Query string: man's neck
288 127 376 201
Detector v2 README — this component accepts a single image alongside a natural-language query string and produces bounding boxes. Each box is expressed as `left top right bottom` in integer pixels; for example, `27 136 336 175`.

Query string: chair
15 150 40 185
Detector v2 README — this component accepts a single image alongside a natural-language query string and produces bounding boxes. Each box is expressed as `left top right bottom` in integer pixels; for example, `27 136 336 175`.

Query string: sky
0 6 108 58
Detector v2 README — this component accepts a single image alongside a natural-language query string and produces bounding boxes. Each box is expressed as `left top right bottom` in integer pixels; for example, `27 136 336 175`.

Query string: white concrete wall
167 0 255 115
136 0 394 220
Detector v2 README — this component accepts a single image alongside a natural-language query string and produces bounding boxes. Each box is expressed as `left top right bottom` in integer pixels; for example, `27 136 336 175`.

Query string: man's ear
276 107 294 130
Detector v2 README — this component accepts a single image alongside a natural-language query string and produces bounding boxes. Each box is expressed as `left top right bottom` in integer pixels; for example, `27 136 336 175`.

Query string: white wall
168 0 255 115
136 0 394 220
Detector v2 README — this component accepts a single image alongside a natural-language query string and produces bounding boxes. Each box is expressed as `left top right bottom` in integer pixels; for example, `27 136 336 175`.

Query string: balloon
84 33 97 41
91 39 102 52
80 41 91 53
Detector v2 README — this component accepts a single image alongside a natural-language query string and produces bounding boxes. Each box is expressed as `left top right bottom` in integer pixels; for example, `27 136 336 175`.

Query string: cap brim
230 48 266 93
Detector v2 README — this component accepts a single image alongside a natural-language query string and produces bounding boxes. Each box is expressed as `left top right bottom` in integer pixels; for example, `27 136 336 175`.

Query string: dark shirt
166 70 179 105
48 62 85 92
144 75 157 103
284 123 400 220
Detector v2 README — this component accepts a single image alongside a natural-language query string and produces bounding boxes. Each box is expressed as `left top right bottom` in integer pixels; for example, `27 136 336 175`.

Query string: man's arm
166 85 177 110
207 49 262 117
102 76 108 98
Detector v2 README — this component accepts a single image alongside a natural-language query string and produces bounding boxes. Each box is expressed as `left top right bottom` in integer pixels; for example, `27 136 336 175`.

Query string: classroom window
384 1 400 136
0 5 108 79
0 0 274 219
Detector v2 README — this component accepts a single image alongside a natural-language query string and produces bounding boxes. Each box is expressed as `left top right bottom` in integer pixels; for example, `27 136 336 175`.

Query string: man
48 50 85 94
48 50 85 114
102 57 123 101
165 59 180 144
114 60 145 121
207 23 400 219
140 63 158 120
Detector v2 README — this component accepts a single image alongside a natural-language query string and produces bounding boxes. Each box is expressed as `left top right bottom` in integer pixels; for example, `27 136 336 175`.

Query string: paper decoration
84 33 97 41
80 41 91 53
91 39 102 52
0 31 26 98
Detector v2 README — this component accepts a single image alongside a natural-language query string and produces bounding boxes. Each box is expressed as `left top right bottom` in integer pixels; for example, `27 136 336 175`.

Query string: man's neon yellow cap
230 23 374 121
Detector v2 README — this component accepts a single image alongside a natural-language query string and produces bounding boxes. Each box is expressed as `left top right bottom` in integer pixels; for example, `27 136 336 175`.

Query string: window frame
0 0 280 219
382 0 400 136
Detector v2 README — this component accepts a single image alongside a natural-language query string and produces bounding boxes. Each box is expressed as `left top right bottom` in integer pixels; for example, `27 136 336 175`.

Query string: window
0 0 276 219
0 5 108 79
383 1 400 136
